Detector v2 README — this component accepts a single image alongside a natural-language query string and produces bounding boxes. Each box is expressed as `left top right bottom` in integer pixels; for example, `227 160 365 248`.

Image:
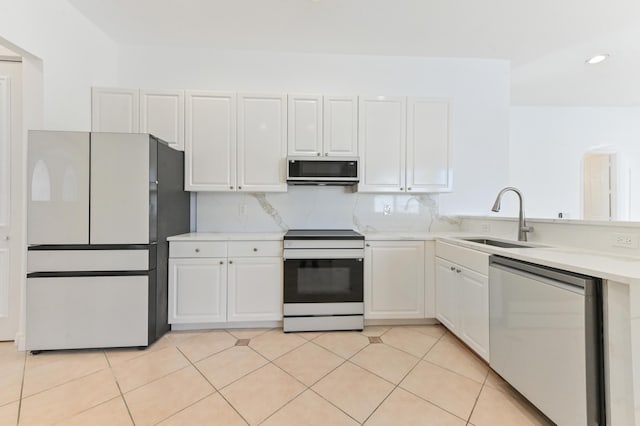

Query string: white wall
0 0 118 130
509 106 640 221
117 46 511 229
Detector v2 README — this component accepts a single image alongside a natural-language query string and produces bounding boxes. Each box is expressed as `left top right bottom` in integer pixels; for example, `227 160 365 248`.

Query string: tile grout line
174 345 250 426
15 348 27 426
466 367 491 424
104 349 136 425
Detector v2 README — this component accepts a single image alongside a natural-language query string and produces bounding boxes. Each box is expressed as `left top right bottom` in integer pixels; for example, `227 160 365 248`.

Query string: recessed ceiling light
586 54 610 65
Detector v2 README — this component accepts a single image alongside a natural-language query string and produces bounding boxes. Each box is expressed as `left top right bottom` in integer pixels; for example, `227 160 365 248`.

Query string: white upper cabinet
91 88 139 133
237 93 287 192
140 89 185 151
358 96 406 192
406 98 452 192
287 94 323 156
287 94 358 157
185 91 237 191
323 95 358 157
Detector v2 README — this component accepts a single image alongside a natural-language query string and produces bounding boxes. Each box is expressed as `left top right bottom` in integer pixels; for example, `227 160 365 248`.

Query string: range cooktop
284 229 364 240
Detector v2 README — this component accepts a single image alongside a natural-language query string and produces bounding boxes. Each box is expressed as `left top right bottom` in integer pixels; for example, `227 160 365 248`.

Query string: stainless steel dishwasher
489 256 605 426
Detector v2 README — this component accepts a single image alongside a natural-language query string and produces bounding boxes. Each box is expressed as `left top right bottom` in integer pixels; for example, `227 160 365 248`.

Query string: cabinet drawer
170 241 227 258
435 241 489 275
228 241 282 257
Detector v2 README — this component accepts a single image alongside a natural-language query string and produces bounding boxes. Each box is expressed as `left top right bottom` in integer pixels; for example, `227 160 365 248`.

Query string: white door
459 267 489 361
583 153 613 220
364 241 425 319
227 257 282 322
237 93 287 192
358 96 406 192
435 258 459 332
323 95 358 157
140 89 185 151
185 91 236 191
406 98 452 192
168 258 227 324
0 65 19 340
287 94 322 157
91 87 139 132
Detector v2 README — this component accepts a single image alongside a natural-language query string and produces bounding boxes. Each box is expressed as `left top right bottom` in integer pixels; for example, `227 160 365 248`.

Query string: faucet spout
490 187 533 241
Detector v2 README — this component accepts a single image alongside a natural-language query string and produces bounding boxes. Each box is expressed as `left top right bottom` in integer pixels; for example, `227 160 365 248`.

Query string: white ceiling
68 0 640 106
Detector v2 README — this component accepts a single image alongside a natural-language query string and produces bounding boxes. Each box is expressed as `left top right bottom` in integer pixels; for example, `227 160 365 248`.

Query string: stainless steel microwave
286 157 359 185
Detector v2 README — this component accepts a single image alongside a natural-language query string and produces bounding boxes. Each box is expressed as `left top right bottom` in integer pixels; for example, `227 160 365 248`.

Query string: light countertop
437 235 640 285
167 232 285 241
167 231 639 284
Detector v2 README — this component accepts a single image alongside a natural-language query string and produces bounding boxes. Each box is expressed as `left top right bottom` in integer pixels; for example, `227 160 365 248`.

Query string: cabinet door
460 267 489 361
140 89 185 151
287 94 322 157
435 257 459 332
185 91 236 191
168 258 227 324
406 98 452 193
237 93 287 192
91 87 139 132
358 96 406 192
227 257 283 322
323 95 358 157
364 241 425 319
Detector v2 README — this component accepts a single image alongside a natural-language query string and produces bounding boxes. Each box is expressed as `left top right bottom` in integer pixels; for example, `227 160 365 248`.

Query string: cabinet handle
238 186 242 190
229 260 233 264
253 248 258 252
155 180 159 185
456 268 461 273
399 187 403 191
219 261 224 265
407 187 412 191
229 186 233 190
195 248 200 253
316 152 321 156
450 266 455 271
324 153 328 156
366 243 370 247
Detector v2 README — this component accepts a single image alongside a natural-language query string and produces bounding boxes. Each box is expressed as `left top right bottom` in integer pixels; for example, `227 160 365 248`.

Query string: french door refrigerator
26 131 189 351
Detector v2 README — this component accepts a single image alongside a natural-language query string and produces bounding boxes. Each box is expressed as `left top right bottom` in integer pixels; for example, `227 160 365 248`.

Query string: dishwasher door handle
490 263 586 295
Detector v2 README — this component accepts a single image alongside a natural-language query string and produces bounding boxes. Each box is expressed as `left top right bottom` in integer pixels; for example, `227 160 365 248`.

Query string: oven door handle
283 249 365 260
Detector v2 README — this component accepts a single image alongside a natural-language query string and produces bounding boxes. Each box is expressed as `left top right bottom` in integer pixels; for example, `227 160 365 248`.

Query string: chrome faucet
491 187 533 241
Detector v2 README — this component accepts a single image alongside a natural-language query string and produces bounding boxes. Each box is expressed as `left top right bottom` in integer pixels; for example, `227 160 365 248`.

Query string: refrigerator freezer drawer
27 249 149 273
26 276 148 350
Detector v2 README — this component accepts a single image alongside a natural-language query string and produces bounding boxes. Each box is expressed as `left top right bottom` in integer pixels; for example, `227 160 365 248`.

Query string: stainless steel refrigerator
26 131 190 351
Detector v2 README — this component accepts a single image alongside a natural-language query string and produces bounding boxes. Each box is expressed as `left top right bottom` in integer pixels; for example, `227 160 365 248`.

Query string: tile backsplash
196 187 461 233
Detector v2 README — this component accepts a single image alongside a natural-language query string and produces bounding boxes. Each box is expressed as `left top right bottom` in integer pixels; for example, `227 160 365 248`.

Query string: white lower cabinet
435 241 489 361
169 258 227 324
364 241 425 319
168 240 282 326
227 257 282 322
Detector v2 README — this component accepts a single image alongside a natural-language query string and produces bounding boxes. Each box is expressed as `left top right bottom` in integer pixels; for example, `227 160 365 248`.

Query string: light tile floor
0 326 554 425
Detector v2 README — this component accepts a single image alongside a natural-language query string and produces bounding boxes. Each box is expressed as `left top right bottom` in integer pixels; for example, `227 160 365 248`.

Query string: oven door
283 253 363 304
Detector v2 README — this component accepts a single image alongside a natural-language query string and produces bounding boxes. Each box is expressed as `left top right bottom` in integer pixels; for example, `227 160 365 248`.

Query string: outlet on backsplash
238 204 247 216
612 233 639 249
383 204 392 216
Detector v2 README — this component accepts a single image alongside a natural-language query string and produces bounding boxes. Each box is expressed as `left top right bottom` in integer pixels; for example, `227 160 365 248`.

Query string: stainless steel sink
459 237 537 249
